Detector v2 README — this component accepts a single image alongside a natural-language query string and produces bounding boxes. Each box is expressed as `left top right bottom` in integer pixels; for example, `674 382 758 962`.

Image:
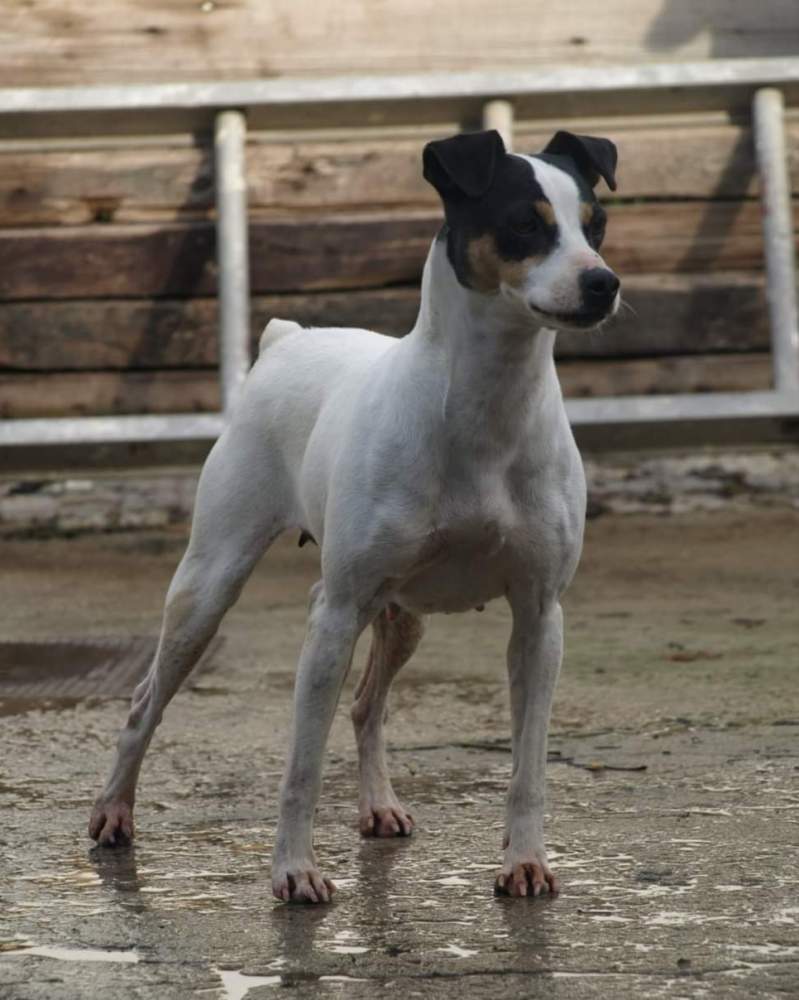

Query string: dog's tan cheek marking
466 234 502 292
466 234 544 292
499 255 545 290
534 200 556 226
580 202 593 226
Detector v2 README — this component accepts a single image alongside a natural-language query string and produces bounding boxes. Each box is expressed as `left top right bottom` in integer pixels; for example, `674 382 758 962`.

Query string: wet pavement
1 510 798 999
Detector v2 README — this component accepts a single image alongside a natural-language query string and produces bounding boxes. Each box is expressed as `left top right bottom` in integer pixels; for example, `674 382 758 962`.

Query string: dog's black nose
580 268 620 308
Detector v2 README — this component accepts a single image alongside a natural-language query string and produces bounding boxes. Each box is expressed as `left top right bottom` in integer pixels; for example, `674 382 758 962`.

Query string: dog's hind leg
351 607 424 837
89 428 291 847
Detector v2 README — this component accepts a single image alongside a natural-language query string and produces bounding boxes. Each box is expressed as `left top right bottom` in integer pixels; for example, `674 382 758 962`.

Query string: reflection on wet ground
2 720 798 999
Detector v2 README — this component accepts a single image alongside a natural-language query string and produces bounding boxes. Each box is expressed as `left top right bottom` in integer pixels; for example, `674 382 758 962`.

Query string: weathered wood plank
0 353 773 420
0 214 436 299
560 353 772 398
2 119 798 226
2 1 797 87
559 272 770 359
0 274 769 371
0 201 789 300
0 371 219 419
0 145 216 226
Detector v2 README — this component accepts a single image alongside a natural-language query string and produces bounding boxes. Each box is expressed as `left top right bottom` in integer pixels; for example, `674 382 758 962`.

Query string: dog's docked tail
259 317 301 355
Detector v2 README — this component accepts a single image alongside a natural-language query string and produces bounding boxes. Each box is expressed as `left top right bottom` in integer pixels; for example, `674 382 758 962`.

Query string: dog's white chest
392 507 513 614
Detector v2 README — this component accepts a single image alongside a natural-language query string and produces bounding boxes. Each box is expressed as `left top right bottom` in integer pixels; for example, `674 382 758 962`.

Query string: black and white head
423 128 620 330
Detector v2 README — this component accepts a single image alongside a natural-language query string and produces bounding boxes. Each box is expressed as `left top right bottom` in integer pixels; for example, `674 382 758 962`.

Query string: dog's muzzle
525 268 620 330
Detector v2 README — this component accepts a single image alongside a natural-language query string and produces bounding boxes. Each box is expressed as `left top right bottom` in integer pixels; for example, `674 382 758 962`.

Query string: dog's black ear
423 129 506 200
543 131 618 192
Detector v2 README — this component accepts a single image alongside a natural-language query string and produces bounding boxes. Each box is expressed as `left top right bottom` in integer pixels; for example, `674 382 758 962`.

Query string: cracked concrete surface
1 510 798 998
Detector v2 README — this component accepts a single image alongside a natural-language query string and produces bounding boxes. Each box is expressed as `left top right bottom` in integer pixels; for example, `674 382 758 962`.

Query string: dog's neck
411 237 560 455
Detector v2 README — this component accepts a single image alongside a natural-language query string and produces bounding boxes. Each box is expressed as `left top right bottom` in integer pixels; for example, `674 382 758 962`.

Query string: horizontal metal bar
0 413 226 447
2 392 796 449
566 390 799 426
1 58 798 138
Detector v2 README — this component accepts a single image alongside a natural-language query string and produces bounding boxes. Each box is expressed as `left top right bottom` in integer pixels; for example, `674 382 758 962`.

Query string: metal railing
0 57 797 449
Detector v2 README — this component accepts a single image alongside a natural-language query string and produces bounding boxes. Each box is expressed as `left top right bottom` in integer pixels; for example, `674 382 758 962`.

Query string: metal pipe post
482 99 514 151
214 109 251 413
753 87 799 395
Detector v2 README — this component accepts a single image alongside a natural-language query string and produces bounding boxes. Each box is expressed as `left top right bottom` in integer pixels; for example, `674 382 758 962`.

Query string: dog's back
252 318 396 418
242 320 398 488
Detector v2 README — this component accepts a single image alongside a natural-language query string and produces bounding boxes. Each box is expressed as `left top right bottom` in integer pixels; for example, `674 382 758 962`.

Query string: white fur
90 158 598 902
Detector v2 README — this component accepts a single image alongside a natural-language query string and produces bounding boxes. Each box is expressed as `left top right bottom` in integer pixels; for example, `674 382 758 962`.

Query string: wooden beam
1 118 797 225
2 1 798 88
0 214 435 299
559 353 772 398
0 201 789 300
0 273 769 371
0 353 773 420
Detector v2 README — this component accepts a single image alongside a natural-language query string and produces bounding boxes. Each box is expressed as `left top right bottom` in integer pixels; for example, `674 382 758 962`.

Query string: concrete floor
1 509 798 999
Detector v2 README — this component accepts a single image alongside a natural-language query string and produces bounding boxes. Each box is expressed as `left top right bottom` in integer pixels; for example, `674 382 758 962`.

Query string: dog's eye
508 208 541 236
586 210 607 250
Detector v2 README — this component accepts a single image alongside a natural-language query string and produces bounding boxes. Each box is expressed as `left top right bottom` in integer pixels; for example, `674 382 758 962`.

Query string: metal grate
0 635 223 700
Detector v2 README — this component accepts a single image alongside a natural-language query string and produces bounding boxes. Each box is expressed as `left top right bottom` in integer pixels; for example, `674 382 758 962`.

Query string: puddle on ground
438 942 478 958
212 968 369 999
431 874 471 887
319 975 369 983
2 942 140 964
214 967 281 999
328 929 369 955
645 910 730 927
772 906 799 925
727 942 799 959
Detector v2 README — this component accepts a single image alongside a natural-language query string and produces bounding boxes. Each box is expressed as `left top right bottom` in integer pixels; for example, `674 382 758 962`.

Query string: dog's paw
88 798 134 847
359 804 414 838
494 859 560 898
272 865 335 904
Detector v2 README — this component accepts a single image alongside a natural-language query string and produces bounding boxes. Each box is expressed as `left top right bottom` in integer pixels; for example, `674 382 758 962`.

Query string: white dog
90 128 619 903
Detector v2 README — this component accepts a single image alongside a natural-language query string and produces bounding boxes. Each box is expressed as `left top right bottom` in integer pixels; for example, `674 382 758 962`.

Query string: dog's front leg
496 595 563 898
271 582 365 904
